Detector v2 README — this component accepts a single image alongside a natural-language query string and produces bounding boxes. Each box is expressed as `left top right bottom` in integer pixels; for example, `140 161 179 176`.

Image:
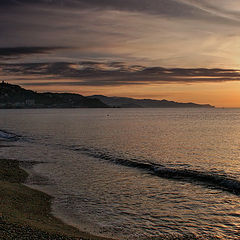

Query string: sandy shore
0 139 220 240
0 158 114 240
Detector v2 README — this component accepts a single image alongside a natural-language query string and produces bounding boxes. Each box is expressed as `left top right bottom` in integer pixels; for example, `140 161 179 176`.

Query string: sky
1 0 240 107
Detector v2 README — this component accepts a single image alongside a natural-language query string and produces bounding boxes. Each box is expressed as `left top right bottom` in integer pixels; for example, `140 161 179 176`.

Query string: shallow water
1 108 240 239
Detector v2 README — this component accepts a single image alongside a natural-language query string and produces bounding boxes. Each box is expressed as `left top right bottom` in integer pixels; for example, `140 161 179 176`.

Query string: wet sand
0 157 114 240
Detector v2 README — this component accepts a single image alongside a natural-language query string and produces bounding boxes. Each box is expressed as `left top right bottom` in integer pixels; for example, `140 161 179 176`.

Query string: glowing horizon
1 0 240 107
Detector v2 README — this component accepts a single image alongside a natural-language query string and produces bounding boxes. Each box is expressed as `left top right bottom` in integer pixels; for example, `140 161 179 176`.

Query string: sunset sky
1 0 240 107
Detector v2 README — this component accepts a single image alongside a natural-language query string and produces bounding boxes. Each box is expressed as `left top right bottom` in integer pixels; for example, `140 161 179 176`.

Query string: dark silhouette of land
0 81 214 109
0 81 107 108
89 95 215 108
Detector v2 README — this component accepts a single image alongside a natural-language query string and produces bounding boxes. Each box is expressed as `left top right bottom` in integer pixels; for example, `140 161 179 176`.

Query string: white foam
0 130 17 140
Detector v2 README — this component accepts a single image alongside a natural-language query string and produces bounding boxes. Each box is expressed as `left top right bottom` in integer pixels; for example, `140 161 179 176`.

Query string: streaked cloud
1 61 240 87
1 0 240 68
1 0 240 107
0 47 68 60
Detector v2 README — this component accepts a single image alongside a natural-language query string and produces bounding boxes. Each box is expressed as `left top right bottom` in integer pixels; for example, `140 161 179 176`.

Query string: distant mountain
88 95 215 108
0 82 107 108
0 81 214 109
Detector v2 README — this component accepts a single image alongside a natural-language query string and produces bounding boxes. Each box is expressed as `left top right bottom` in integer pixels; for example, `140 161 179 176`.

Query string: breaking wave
0 129 20 141
73 146 240 195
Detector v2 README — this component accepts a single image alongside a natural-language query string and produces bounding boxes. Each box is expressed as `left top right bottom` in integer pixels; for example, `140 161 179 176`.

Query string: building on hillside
25 99 35 106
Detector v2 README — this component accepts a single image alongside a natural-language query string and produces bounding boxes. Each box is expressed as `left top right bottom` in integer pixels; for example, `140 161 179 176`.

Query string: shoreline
0 135 221 240
0 158 115 240
0 158 221 240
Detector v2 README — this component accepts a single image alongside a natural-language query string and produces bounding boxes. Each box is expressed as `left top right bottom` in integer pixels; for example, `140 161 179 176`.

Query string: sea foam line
73 146 240 195
0 130 20 141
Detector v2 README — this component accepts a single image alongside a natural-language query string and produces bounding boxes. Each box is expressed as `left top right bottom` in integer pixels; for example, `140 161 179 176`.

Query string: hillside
0 81 107 108
0 81 215 109
89 95 215 108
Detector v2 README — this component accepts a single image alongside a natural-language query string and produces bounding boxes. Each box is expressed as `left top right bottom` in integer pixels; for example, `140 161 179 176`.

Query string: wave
73 146 240 195
0 130 20 141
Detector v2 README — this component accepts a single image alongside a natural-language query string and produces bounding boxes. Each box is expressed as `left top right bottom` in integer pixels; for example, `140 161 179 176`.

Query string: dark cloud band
0 47 68 58
1 61 240 87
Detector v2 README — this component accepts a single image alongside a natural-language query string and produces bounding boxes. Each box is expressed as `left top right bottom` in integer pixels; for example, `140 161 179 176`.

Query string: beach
0 155 114 240
1 108 240 239
1 0 240 238
0 157 209 240
0 148 220 240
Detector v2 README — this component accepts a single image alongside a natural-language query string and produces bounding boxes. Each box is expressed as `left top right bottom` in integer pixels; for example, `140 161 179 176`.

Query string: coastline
0 130 222 240
0 157 114 240
0 157 221 240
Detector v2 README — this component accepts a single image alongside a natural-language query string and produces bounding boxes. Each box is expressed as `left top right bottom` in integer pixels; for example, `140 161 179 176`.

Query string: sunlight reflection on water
1 108 240 239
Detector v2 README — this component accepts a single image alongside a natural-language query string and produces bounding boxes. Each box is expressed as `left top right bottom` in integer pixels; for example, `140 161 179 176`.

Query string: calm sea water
1 108 240 239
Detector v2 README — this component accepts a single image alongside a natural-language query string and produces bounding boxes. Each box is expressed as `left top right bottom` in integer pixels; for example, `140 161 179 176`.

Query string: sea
1 108 240 239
